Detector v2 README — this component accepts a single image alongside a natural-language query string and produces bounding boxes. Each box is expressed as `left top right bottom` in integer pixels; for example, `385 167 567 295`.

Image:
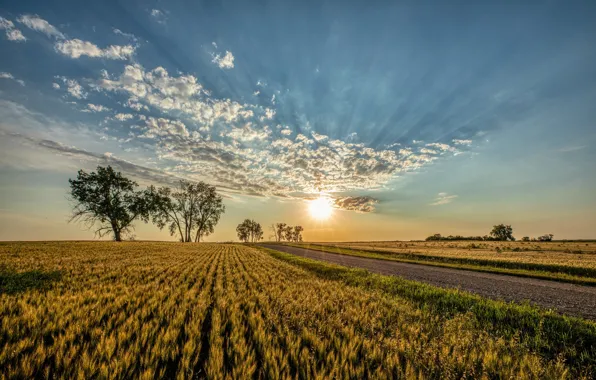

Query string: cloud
86 104 110 112
430 192 458 206
0 72 25 86
55 39 135 60
114 113 134 121
333 196 378 213
52 83 60 90
453 139 472 146
0 16 26 42
557 145 586 153
17 14 64 39
113 28 138 43
141 117 189 138
212 51 235 69
150 9 167 24
56 77 87 99
93 64 254 127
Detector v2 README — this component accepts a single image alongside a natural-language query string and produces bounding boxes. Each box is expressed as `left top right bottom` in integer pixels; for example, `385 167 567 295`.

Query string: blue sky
1 0 595 241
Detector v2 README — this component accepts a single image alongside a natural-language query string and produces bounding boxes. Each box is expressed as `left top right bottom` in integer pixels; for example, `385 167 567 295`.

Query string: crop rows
0 242 586 378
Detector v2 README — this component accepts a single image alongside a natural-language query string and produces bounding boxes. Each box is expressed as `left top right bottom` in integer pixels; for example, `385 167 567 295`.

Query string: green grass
260 246 596 377
282 243 596 286
0 268 61 294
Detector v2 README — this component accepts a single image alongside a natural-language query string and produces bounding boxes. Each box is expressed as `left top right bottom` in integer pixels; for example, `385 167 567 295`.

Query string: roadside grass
281 242 596 285
260 246 596 377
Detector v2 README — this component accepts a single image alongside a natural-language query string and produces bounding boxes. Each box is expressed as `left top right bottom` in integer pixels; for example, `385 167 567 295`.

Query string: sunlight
308 196 334 220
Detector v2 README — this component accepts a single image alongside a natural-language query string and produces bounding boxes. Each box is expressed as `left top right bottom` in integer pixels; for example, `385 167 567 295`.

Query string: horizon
1 0 596 241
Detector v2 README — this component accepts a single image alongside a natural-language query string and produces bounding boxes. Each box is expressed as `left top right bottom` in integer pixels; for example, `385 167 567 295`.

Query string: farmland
1 242 596 378
286 241 596 285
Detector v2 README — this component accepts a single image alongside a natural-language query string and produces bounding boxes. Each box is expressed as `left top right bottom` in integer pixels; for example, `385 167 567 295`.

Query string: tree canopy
236 219 263 242
151 180 225 242
68 166 155 241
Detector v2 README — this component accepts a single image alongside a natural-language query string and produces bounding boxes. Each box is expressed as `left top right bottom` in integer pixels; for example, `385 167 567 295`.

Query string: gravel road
263 244 596 320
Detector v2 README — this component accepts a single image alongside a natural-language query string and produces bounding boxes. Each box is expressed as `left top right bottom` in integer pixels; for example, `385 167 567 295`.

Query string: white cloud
56 77 87 99
150 9 167 24
141 117 189 138
114 113 134 121
55 39 135 60
0 17 26 42
430 192 458 206
0 72 25 86
94 64 253 127
452 139 472 146
280 127 292 136
17 14 64 39
311 132 328 142
113 28 138 43
212 51 235 69
86 104 110 112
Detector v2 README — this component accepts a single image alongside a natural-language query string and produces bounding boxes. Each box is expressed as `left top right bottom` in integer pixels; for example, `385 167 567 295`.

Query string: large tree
490 224 515 241
68 166 154 241
152 180 225 242
236 219 263 242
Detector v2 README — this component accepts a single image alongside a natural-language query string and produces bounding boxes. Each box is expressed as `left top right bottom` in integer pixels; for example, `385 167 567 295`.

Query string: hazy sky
1 0 595 241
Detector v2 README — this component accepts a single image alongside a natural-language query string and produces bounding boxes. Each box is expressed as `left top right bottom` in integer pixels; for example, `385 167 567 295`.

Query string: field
288 240 596 285
1 242 596 378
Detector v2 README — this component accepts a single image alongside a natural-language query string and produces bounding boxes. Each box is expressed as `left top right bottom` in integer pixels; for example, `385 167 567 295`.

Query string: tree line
426 224 554 242
271 223 303 242
69 166 225 242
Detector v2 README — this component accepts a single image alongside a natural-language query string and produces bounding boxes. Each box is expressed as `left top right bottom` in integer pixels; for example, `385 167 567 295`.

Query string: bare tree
152 180 225 242
68 166 155 241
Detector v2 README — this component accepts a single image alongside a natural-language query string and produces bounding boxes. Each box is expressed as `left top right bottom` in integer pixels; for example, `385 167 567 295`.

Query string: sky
1 0 595 241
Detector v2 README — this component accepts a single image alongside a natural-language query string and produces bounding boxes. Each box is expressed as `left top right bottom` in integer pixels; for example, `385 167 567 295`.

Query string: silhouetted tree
275 223 287 242
151 180 225 242
292 226 304 242
490 224 514 241
537 234 554 242
284 225 294 242
236 219 263 242
68 166 155 241
521 236 530 242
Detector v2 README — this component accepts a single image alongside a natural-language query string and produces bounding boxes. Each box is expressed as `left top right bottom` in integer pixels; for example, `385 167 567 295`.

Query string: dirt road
263 244 596 320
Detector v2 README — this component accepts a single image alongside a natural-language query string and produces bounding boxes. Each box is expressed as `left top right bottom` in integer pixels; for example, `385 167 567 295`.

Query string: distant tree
236 219 263 242
490 224 514 241
151 180 225 242
292 226 304 242
537 234 554 242
269 224 278 241
425 234 442 241
236 220 250 242
275 223 287 242
521 236 530 242
68 166 155 241
284 225 294 242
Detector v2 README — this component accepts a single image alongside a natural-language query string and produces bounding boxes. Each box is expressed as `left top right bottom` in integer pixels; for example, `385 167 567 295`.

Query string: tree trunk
114 228 121 241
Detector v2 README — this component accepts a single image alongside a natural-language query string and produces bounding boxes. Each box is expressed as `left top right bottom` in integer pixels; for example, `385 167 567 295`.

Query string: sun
308 196 333 220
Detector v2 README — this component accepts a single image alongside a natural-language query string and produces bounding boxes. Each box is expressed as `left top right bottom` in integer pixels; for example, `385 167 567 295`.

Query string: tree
275 223 287 242
236 219 263 242
537 234 554 242
284 225 294 242
151 180 225 242
292 226 304 242
521 236 530 242
490 224 514 241
68 166 154 241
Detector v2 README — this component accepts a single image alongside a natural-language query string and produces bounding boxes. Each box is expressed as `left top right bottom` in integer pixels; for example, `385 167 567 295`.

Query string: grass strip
282 243 596 286
260 246 596 377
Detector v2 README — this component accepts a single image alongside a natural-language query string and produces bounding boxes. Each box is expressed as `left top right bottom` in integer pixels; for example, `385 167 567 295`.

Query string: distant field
1 242 595 378
288 240 596 285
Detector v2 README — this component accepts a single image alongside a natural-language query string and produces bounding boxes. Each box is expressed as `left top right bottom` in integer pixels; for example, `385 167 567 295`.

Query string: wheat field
0 242 592 378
